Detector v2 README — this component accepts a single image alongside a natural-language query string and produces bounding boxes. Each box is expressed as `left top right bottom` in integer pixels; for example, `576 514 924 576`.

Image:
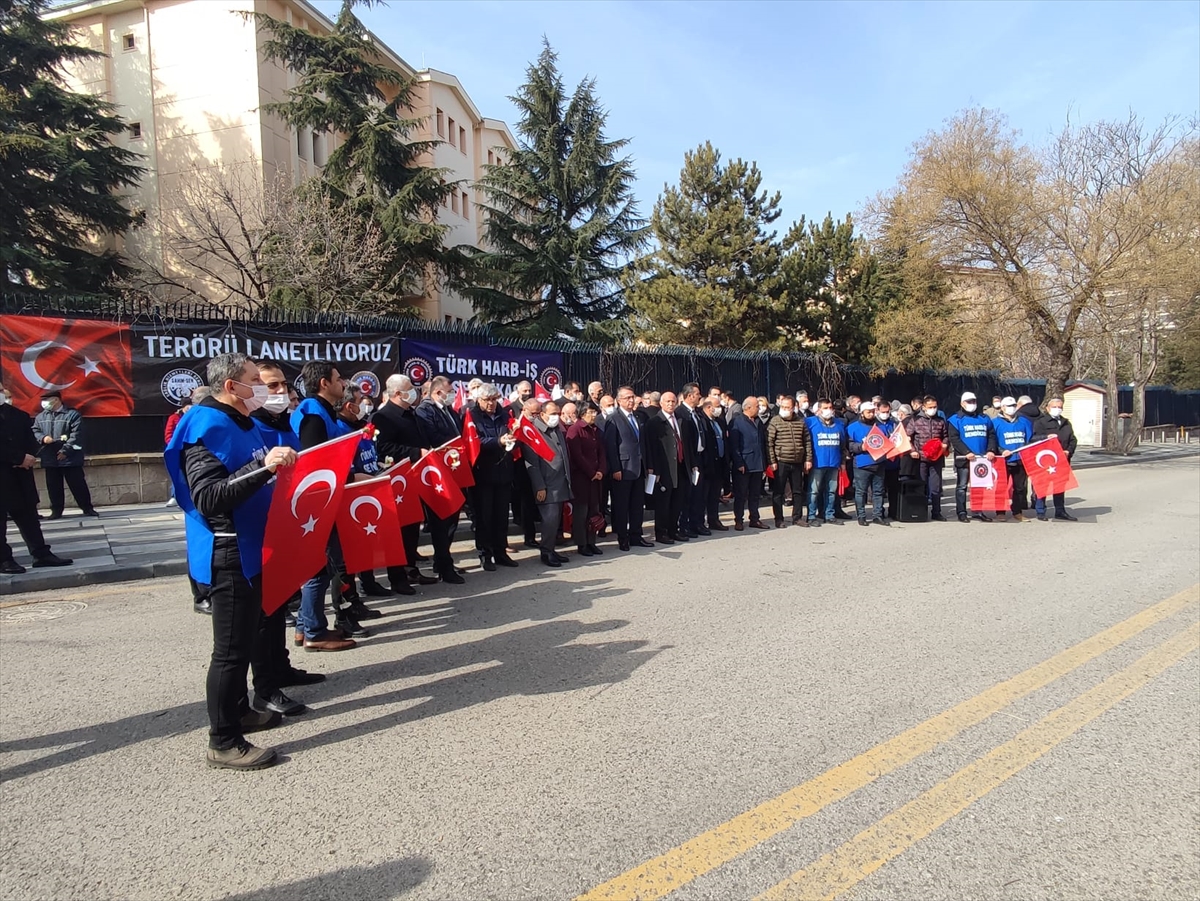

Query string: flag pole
226 426 367 486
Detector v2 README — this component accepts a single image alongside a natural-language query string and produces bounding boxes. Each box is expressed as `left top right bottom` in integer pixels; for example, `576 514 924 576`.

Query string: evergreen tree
627 142 787 350
468 42 647 340
0 0 144 291
780 213 882 363
250 0 459 306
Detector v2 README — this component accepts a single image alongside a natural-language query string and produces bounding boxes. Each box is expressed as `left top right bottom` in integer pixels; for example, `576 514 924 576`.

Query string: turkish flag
969 457 1010 512
837 466 850 495
383 460 425 527
335 475 406 573
261 429 362 614
1019 436 1078 497
436 436 475 489
863 424 890 461
414 447 466 519
886 422 913 459
0 315 133 416
452 382 468 413
462 409 482 467
512 414 554 462
534 381 551 402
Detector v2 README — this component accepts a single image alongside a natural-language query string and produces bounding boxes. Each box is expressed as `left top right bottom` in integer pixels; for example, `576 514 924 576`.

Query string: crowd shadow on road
1062 504 1112 523
220 855 432 901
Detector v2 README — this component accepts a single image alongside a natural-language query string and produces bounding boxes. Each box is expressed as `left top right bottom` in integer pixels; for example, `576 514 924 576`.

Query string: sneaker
858 518 868 527
206 742 278 771
1036 512 1048 521
253 690 306 717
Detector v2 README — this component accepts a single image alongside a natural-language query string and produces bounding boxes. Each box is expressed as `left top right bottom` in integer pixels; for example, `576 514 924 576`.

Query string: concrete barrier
34 454 172 508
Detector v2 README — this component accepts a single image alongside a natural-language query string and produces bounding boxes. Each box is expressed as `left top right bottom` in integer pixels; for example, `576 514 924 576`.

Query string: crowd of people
2 356 1081 772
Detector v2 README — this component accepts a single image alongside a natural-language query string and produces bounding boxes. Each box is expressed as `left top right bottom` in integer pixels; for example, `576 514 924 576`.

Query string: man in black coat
415 376 465 584
1 381 72 573
604 385 653 551
645 392 685 544
1030 396 1079 522
676 383 710 537
699 396 730 530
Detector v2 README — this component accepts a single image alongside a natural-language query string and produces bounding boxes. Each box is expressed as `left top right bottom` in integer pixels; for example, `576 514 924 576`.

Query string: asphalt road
1 457 1197 901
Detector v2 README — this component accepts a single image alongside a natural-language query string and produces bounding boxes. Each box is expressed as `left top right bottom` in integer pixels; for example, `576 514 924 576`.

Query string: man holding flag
467 383 520 571
165 353 297 771
947 392 998 523
846 400 888 526
1024 397 1079 521
416 376 466 584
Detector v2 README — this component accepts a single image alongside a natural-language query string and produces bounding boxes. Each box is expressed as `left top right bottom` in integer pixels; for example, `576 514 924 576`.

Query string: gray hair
1017 395 1033 406
190 386 214 403
477 383 501 400
206 353 253 390
341 384 362 407
385 373 413 397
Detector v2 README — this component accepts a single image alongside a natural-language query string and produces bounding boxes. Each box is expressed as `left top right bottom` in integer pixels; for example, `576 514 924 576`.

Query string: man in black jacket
32 392 97 518
676 383 710 537
1 381 71 573
646 392 684 544
699 397 730 531
373 374 435 590
604 385 652 551
1031 397 1079 521
415 376 465 584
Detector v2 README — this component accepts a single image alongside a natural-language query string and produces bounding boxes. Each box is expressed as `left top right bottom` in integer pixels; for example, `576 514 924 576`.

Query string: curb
1074 446 1199 470
0 560 189 597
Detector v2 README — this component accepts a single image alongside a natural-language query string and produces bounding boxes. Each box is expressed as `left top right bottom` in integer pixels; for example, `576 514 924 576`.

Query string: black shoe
480 554 497 572
280 668 326 687
552 552 570 564
407 569 439 585
587 545 603 556
439 569 465 585
872 516 890 527
618 539 631 551
775 519 785 528
792 518 807 527
958 513 969 523
82 510 101 518
833 509 852 520
347 601 382 621
495 554 519 568
858 518 868 526
670 533 690 542
454 565 468 575
194 598 213 615
656 535 675 545
1 559 26 575
696 528 712 536
540 552 561 568
413 551 430 562
931 513 948 522
239 709 282 733
32 553 72 567
684 530 701 539
523 539 539 549
43 512 63 521
578 546 597 557
334 616 369 637
632 537 655 548
709 523 729 532
975 513 993 523
284 611 296 627
253 690 307 716
1036 513 1048 521
807 518 821 527
1055 511 1078 521
361 583 392 598
389 581 417 595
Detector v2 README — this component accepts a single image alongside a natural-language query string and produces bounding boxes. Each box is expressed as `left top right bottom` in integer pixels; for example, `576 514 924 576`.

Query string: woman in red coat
565 402 607 556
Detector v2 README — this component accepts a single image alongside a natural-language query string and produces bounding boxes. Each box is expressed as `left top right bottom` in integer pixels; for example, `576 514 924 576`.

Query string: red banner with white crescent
414 447 466 519
383 460 425 527
335 475 406 574
968 457 1010 512
512 414 555 462
1018 436 1078 497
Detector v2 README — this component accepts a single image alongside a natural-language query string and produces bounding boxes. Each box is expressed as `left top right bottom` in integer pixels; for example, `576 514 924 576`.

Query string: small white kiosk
1063 382 1105 447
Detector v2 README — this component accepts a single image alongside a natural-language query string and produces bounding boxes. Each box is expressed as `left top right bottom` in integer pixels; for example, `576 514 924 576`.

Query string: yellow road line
756 619 1200 901
574 584 1199 901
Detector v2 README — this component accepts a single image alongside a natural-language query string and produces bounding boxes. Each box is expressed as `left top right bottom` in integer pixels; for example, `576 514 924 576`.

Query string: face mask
779 409 793 419
877 411 890 421
236 382 270 413
820 409 834 420
0 394 9 406
546 415 560 428
601 407 613 416
262 394 290 414
1049 408 1062 418
41 400 55 411
799 402 809 411
359 402 373 418
963 403 977 413
1003 405 1017 416
925 408 938 417
407 389 419 405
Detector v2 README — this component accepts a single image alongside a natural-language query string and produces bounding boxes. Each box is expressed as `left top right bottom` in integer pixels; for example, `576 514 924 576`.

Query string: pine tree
627 142 787 350
780 213 881 363
0 0 144 292
468 42 647 340
250 0 459 307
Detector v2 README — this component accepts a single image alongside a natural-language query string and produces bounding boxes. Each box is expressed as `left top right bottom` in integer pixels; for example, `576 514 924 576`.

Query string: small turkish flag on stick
863 424 890 461
462 409 482 467
436 436 475 489
512 414 555 462
414 447 466 519
1018 436 1078 497
335 475 407 573
382 460 425 527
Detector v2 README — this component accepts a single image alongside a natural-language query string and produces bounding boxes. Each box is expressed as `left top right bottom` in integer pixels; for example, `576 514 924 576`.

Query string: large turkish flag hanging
261 429 362 614
0 315 133 416
1018 436 1078 497
335 475 406 574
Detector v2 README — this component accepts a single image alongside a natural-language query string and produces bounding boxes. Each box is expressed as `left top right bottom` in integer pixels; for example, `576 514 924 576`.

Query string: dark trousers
883 469 900 519
1008 461 1029 513
681 470 707 533
44 465 93 514
473 482 512 558
705 471 724 527
1034 492 1067 516
251 603 291 699
732 469 763 525
575 480 602 550
853 465 885 520
771 462 807 523
954 464 971 516
1 494 50 562
512 466 537 542
919 461 944 516
610 475 645 540
427 508 460 576
537 502 562 554
654 480 683 538
206 540 267 750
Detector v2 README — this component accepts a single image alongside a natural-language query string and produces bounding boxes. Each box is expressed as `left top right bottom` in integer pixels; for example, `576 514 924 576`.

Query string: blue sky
319 0 1199 231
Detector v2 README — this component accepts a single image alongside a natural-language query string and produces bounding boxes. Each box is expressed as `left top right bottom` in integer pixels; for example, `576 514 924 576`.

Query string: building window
487 150 494 166
128 122 142 140
436 109 444 137
296 128 308 160
121 33 135 51
447 117 455 147
450 192 459 214
461 190 469 218
441 193 448 208
459 126 466 154
312 132 325 166
444 314 453 324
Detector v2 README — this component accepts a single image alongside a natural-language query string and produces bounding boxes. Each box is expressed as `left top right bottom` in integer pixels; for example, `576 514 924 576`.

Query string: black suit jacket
371 402 423 466
0 403 39 509
677 403 706 473
604 409 645 479
699 414 729 479
645 410 681 488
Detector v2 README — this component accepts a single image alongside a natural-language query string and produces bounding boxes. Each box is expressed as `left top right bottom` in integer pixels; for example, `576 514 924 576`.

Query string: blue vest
993 416 1033 465
807 417 846 469
948 412 992 456
355 435 380 475
290 396 349 444
847 419 885 469
164 404 273 583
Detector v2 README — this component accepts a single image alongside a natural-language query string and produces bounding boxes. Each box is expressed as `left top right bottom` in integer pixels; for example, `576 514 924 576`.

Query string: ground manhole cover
0 601 88 623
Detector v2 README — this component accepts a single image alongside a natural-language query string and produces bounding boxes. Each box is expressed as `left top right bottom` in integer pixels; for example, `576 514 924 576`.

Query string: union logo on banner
403 356 433 387
539 366 563 391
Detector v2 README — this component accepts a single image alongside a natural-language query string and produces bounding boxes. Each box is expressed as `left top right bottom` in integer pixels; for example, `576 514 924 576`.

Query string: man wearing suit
415 375 465 584
676 383 710 538
604 385 653 552
700 396 730 531
523 400 572 567
730 397 770 530
645 392 685 544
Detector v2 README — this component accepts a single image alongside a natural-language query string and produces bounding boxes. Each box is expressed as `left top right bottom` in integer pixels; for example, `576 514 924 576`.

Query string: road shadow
219 856 432 901
1064 505 1112 523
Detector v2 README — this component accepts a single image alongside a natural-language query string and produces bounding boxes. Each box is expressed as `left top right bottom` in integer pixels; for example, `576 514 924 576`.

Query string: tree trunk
1103 330 1121 451
1044 342 1073 403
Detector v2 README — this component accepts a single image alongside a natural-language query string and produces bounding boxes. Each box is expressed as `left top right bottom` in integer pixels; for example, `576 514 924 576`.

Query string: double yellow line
576 585 1200 901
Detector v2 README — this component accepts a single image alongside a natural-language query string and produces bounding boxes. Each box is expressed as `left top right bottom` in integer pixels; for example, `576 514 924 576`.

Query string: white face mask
799 401 809 411
0 393 9 406
41 400 55 411
877 411 890 421
407 389 419 405
925 408 939 417
546 414 560 428
359 402 373 418
236 382 270 413
601 407 614 416
1048 408 1062 418
779 409 794 419
820 409 834 420
262 393 290 414
1003 405 1017 416
963 403 977 413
